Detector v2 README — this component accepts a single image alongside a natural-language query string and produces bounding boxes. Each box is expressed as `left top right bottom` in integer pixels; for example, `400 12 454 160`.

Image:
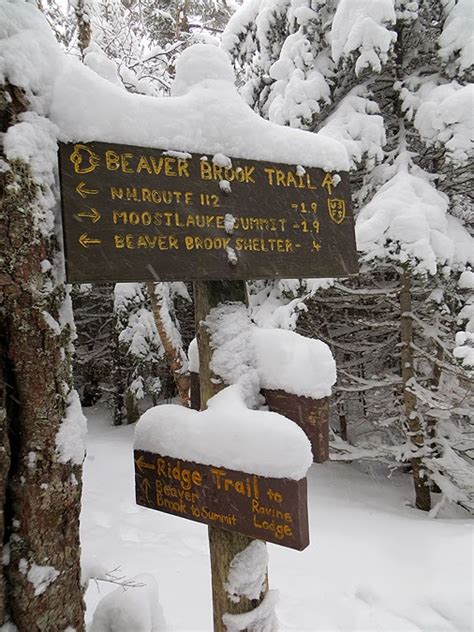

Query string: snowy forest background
41 0 473 515
1 0 473 630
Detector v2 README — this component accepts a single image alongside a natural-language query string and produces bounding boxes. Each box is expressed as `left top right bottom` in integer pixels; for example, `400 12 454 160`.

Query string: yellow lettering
126 187 138 201
185 214 196 228
243 165 255 183
306 173 317 189
200 160 213 180
234 480 246 495
164 157 176 177
183 236 229 250
106 150 120 171
264 167 275 185
137 235 151 248
110 187 123 200
177 160 190 177
286 171 298 188
211 468 227 490
276 170 286 187
192 471 202 486
121 153 134 173
150 156 164 175
169 236 179 250
113 211 127 225
136 156 152 175
213 164 223 180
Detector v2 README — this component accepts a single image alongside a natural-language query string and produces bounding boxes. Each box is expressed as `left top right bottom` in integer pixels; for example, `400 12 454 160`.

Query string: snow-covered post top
188 326 336 464
189 328 337 401
254 328 336 399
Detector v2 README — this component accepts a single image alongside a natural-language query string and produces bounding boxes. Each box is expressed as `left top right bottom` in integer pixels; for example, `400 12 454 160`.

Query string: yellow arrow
79 233 102 248
77 208 101 223
76 181 99 198
135 454 155 474
322 173 333 195
140 478 152 503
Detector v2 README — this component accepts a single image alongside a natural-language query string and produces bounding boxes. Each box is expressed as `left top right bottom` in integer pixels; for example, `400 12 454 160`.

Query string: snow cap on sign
254 328 336 399
188 328 337 400
134 384 313 480
1 3 350 170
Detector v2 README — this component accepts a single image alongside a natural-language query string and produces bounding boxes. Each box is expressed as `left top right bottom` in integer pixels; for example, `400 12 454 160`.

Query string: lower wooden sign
262 389 329 464
134 450 309 551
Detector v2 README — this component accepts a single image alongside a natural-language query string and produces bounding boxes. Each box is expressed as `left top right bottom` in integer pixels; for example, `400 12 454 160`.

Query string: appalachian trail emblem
69 144 100 174
327 198 346 224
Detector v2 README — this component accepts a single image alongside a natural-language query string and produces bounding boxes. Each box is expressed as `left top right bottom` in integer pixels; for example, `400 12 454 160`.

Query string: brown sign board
58 141 358 283
262 389 329 464
134 450 309 550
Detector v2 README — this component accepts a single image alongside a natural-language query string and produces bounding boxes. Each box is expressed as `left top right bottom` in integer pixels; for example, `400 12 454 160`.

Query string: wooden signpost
57 139 358 631
134 451 309 551
58 141 358 283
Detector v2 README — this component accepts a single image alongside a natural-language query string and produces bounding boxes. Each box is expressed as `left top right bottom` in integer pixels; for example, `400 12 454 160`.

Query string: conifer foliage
48 0 235 95
225 0 474 512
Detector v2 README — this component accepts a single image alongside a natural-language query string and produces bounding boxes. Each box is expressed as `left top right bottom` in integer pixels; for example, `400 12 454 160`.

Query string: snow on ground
82 406 473 632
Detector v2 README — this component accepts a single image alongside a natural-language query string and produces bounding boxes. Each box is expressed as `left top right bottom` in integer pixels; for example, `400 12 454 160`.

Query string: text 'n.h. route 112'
58 141 358 283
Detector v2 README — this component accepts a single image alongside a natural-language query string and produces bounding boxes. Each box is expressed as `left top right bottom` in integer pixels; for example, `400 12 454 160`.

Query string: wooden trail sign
190 374 330 464
134 450 309 551
56 137 356 626
58 141 358 283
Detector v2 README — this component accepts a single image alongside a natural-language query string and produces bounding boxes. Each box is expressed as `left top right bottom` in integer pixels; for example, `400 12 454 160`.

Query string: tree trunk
111 329 126 425
194 280 268 632
427 341 444 493
74 0 91 57
0 319 10 625
146 281 190 407
336 395 348 442
400 269 431 511
125 388 140 425
0 84 85 630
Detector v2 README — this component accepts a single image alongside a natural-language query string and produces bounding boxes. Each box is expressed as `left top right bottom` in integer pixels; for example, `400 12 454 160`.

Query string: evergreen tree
71 283 115 407
225 0 474 512
112 283 164 424
47 0 236 94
